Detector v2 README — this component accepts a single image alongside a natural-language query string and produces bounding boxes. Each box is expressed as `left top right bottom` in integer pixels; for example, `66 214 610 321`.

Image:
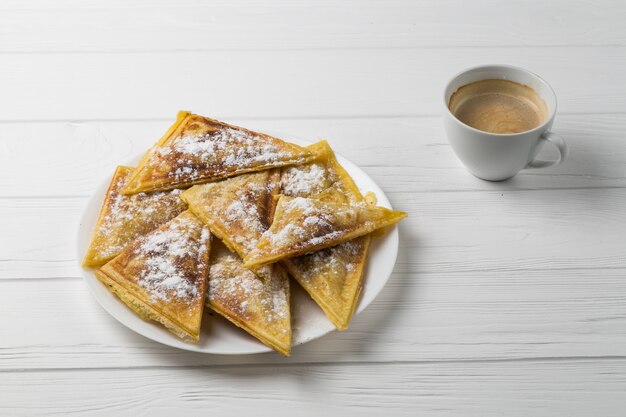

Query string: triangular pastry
83 165 187 267
280 140 360 200
95 211 211 342
284 238 369 330
244 196 406 268
180 170 280 280
281 141 371 330
207 240 291 356
122 111 316 194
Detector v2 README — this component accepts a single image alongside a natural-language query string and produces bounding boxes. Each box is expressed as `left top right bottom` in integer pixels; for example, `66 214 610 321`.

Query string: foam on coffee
448 79 548 134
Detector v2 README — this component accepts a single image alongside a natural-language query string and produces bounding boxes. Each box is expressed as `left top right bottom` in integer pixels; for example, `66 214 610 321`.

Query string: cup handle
526 131 569 169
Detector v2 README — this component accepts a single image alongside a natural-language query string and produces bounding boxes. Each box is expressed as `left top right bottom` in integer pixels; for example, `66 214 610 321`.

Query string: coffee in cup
442 65 568 181
448 79 548 134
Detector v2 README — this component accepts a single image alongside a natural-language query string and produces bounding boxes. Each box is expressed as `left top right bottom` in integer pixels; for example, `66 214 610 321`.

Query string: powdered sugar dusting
261 197 367 253
150 124 309 183
134 215 209 303
181 172 277 277
221 181 267 252
208 249 288 323
91 168 186 260
283 196 316 212
225 198 262 239
268 223 307 247
281 163 328 196
290 239 362 282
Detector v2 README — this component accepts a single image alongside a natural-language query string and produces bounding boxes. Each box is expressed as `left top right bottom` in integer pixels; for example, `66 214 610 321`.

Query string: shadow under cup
443 65 560 181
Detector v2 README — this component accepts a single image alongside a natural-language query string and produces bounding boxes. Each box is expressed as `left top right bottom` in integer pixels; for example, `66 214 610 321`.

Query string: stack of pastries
83 111 407 356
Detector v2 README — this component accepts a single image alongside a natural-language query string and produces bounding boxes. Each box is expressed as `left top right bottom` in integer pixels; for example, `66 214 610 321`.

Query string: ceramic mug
443 64 568 181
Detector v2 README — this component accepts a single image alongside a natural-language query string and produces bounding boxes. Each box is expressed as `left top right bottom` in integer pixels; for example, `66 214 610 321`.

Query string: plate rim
77 135 400 355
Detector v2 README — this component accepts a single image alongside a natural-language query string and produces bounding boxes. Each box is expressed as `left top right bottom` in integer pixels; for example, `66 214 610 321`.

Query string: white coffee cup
443 65 568 181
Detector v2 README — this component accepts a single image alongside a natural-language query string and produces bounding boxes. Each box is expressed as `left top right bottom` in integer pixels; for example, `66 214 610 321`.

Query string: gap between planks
1 111 626 124
3 44 626 56
1 356 625 375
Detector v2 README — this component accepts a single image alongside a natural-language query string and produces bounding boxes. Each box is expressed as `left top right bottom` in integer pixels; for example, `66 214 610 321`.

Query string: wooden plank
1 47 625 121
2 183 625 279
1 2 623 415
1 359 625 416
1 114 625 199
0 197 84 279
1 269 625 370
1 0 624 53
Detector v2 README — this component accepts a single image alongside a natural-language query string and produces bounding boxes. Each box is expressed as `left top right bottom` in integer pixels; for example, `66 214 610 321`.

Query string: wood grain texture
1 114 625 199
1 269 625 370
2 1 626 415
1 0 624 53
1 47 625 121
1 360 625 417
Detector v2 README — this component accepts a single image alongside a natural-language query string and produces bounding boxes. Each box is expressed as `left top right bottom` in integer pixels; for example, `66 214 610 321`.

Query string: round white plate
77 137 400 354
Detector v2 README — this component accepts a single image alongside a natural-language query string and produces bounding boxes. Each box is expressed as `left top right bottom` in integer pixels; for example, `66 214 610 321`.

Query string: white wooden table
1 1 625 415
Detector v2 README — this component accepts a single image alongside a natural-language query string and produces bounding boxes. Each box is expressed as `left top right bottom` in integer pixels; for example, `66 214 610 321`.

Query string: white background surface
0 1 625 416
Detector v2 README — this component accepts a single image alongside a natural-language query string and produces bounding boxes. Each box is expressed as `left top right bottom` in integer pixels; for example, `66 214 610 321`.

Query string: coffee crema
448 79 548 134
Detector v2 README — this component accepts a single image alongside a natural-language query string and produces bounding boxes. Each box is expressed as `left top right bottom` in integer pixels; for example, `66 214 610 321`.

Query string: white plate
77 136 400 354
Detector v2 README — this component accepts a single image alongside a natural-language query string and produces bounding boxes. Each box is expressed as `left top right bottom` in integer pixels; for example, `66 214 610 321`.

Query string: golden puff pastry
180 170 280 281
281 141 371 330
122 111 316 194
283 237 370 331
280 140 360 202
83 166 187 267
207 240 291 356
96 211 211 342
244 196 406 268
